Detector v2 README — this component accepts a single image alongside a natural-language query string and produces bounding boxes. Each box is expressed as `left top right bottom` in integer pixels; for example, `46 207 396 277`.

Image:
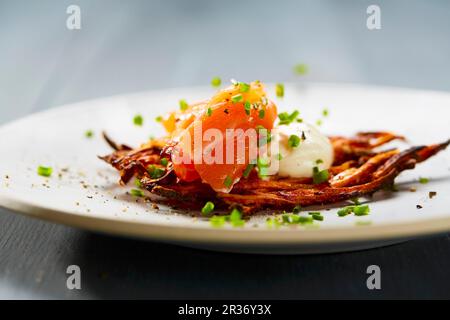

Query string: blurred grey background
1 0 450 125
1 0 450 299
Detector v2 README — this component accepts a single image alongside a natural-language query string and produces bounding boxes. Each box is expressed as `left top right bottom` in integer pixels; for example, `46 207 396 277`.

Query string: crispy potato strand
100 133 449 214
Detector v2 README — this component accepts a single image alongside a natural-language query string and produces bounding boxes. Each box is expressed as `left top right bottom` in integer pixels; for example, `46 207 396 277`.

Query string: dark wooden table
1 0 449 299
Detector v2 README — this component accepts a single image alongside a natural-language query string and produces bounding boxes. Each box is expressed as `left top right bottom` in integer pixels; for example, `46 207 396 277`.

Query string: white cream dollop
269 122 333 178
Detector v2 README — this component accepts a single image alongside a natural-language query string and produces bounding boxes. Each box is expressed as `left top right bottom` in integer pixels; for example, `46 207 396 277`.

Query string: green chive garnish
147 165 165 179
316 119 322 126
322 108 329 117
419 177 429 184
276 83 284 98
229 208 245 227
337 206 353 217
85 130 94 138
201 201 215 216
130 189 145 197
312 214 324 221
231 94 243 103
160 158 169 167
37 166 52 177
353 205 370 216
244 101 251 115
278 110 299 125
133 115 143 126
207 107 213 117
211 77 221 87
293 63 308 75
155 116 163 122
293 205 302 214
210 215 226 228
312 167 329 184
258 109 265 119
224 176 233 188
243 164 254 178
134 178 142 188
239 82 250 93
179 99 189 111
288 134 301 148
337 205 370 217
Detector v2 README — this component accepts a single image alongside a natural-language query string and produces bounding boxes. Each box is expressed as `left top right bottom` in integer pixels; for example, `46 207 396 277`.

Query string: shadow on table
75 232 450 299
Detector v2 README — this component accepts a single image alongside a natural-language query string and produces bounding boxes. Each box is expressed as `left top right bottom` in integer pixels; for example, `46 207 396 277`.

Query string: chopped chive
239 82 250 93
229 208 241 220
275 83 284 98
85 130 94 138
308 211 321 215
258 109 265 119
201 201 215 216
353 205 370 216
179 99 189 111
224 176 233 188
160 158 169 167
288 134 301 148
244 101 251 115
134 178 142 188
282 214 291 224
210 215 226 228
147 165 165 179
298 216 313 224
277 153 283 161
207 107 213 117
133 114 143 126
316 119 322 126
155 116 163 122
322 108 329 117
337 206 354 217
130 189 145 197
278 110 299 125
231 94 243 103
293 205 302 214
229 208 245 227
293 63 308 75
312 167 329 184
337 205 370 217
243 164 254 178
37 166 52 177
312 214 324 221
315 159 323 165
351 197 360 205
210 77 221 87
419 177 429 184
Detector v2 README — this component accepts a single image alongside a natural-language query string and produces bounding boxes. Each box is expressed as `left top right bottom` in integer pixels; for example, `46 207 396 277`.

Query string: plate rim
1 82 450 246
2 191 450 246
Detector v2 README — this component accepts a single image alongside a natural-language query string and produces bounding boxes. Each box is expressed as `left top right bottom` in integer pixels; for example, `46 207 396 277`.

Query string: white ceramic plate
1 83 449 254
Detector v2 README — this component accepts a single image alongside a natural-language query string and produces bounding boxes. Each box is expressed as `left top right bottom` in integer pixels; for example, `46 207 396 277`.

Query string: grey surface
1 0 450 299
